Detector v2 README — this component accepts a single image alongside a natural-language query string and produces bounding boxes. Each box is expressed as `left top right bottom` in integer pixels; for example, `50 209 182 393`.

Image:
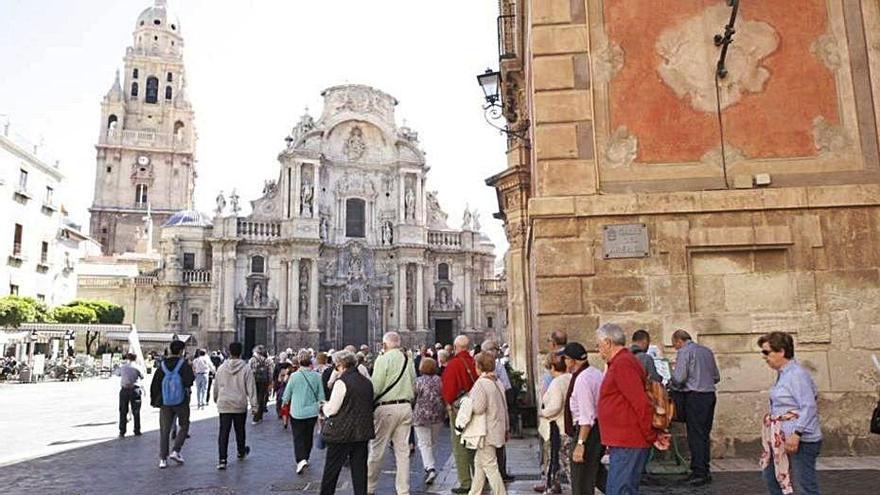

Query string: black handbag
871 401 880 435
670 390 687 423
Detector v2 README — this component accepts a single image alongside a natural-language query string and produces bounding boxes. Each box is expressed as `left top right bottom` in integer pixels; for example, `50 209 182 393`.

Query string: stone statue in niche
168 302 179 322
439 288 448 305
299 262 310 323
301 181 314 217
405 188 415 220
344 126 367 161
215 191 226 215
381 221 394 246
320 217 329 241
230 189 241 215
348 244 364 277
461 205 473 230
252 283 262 307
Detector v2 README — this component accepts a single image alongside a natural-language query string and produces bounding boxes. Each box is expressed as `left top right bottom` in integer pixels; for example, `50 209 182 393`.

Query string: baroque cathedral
82 1 506 354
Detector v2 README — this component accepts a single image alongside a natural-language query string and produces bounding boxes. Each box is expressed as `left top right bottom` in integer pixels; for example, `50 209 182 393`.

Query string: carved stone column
312 163 321 219
278 259 288 332
463 264 473 330
415 174 423 225
223 249 236 333
416 263 425 331
309 258 319 332
289 257 300 330
293 163 302 219
398 262 408 330
398 172 406 223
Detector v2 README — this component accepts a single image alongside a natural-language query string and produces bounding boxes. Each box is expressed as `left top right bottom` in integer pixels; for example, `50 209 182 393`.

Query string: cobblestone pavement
1 379 878 494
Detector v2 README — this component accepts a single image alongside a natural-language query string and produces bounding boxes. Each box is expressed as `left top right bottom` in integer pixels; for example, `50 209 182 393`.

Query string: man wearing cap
560 342 607 494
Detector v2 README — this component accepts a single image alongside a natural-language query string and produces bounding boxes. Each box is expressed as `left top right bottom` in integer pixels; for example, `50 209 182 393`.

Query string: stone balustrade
480 278 506 294
101 129 190 151
236 219 281 239
428 230 462 248
182 269 211 284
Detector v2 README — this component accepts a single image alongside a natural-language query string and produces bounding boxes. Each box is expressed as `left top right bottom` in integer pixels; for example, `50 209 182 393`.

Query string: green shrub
52 305 98 324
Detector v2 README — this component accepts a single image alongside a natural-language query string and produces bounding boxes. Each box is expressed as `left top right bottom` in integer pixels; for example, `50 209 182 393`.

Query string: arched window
345 198 366 238
132 68 139 79
135 184 148 206
165 86 173 100
107 115 118 129
166 72 173 82
251 255 265 274
145 76 159 104
174 121 185 140
438 263 450 280
131 82 139 98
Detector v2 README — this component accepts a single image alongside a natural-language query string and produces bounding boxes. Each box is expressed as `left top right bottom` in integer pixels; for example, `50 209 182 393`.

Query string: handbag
871 401 880 435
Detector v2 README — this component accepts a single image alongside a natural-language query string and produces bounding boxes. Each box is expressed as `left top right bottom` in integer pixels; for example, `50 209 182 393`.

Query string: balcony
100 129 191 152
42 201 57 214
36 253 50 272
182 269 211 285
134 202 149 210
480 278 507 294
134 275 157 286
237 219 281 240
13 186 31 201
497 1 518 60
428 230 462 249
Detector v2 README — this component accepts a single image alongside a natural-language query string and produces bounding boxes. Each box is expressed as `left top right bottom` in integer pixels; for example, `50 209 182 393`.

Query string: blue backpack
160 358 186 406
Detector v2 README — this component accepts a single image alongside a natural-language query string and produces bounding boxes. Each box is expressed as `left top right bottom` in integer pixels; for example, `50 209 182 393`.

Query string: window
18 169 27 191
165 85 173 100
145 76 159 104
166 72 173 82
13 224 23 255
135 184 148 205
345 198 366 238
153 19 161 25
251 255 265 274
487 316 494 329
106 166 112 173
107 114 118 129
36 294 45 302
132 68 139 79
9 284 18 296
191 313 199 327
45 186 54 204
131 82 139 98
438 263 450 280
183 252 195 270
40 241 48 264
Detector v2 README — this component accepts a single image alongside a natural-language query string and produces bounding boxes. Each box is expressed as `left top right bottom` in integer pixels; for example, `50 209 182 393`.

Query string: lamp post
476 68 529 145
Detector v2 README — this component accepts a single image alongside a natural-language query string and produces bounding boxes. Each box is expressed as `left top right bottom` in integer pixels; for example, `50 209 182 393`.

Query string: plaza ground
0 378 878 494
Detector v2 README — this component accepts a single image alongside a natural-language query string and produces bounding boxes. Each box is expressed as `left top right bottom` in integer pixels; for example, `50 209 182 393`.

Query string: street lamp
476 68 529 145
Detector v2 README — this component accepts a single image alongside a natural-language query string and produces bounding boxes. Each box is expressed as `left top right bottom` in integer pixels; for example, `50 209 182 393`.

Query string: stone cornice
528 184 880 218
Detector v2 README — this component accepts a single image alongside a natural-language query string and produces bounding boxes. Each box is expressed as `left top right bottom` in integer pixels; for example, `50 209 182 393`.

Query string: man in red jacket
441 335 478 494
596 323 669 495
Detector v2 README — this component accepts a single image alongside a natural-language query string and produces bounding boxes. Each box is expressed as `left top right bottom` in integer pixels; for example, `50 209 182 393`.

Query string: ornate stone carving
252 283 263 307
605 126 638 168
325 85 395 123
461 205 473 230
344 126 367 161
812 116 849 154
289 110 316 147
811 33 843 71
348 243 365 279
320 216 329 241
215 190 226 215
404 187 416 220
426 191 449 228
335 172 376 197
262 179 278 197
593 33 625 83
656 4 779 112
229 189 240 215
301 181 314 217
473 211 482 232
299 260 310 325
381 221 394 246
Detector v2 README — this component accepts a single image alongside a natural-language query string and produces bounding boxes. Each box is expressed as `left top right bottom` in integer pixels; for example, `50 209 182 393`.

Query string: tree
52 305 97 324
61 300 124 355
0 296 40 328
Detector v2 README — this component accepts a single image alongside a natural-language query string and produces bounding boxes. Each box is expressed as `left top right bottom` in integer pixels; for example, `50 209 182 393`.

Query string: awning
104 331 191 343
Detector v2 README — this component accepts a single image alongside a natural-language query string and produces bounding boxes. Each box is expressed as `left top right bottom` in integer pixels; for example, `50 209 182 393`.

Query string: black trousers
320 440 369 495
684 391 716 477
292 416 317 462
118 387 141 434
218 412 247 461
570 422 607 495
254 382 269 421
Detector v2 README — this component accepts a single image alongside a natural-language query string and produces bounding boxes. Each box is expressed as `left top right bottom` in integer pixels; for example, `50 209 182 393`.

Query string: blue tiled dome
163 210 211 228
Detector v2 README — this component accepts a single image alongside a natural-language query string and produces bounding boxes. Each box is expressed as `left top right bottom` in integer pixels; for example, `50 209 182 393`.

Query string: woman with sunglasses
758 332 822 495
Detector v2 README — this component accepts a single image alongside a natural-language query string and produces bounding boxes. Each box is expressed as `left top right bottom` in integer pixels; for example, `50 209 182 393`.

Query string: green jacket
371 348 416 403
282 369 325 419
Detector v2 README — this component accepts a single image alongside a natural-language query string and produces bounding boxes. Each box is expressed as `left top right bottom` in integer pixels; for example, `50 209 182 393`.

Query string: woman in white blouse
540 356 572 494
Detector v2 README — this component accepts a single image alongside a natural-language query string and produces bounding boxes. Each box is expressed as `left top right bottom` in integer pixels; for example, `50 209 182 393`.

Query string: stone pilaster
309 257 319 332
288 257 300 330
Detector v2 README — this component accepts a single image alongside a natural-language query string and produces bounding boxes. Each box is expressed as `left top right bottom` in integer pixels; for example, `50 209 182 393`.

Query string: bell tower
89 0 196 255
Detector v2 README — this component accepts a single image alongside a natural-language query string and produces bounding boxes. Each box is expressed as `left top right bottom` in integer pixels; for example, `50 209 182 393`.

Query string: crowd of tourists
112 323 823 495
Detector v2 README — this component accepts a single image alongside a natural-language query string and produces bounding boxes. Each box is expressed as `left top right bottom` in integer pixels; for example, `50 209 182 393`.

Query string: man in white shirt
193 349 216 409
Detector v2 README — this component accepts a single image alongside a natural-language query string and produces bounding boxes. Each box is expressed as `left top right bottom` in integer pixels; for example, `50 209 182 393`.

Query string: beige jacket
467 375 509 448
539 372 572 440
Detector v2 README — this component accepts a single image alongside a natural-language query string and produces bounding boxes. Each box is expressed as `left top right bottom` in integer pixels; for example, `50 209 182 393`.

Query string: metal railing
182 269 211 284
12 242 22 256
237 219 281 239
428 230 462 249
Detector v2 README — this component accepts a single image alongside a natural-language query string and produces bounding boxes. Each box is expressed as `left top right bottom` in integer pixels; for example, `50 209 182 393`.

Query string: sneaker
296 459 308 474
217 460 227 470
238 446 251 460
425 468 437 485
451 487 470 494
158 459 168 469
532 484 547 493
169 451 185 465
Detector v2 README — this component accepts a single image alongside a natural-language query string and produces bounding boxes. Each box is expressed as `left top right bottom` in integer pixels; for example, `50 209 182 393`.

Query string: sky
0 0 509 256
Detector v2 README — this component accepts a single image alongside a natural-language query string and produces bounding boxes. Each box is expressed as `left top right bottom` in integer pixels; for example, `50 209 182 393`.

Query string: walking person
117 353 143 437
213 342 257 470
670 329 720 486
150 340 195 468
540 352 572 494
758 332 822 495
367 331 417 495
282 351 325 474
413 357 446 485
193 349 215 409
481 339 515 482
319 350 375 495
595 323 670 495
559 342 606 495
456 351 509 495
249 345 273 424
442 335 479 494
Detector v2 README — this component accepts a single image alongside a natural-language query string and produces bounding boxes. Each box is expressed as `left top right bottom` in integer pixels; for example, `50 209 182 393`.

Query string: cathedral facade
81 2 505 354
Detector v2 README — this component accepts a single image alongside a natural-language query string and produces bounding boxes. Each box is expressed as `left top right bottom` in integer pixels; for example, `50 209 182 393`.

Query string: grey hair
332 350 357 369
383 331 401 348
596 322 626 346
481 339 498 352
453 335 470 350
438 349 449 362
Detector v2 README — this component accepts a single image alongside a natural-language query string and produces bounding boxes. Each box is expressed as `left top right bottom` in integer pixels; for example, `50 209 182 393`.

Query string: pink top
569 366 603 427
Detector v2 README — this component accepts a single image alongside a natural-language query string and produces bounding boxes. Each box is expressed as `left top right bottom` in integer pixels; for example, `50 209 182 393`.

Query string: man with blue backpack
150 340 195 468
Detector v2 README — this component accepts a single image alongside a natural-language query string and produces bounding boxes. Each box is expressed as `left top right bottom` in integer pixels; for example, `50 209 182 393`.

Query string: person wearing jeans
758 332 822 495
213 342 257 469
150 341 195 468
413 357 446 485
282 351 325 474
192 349 215 409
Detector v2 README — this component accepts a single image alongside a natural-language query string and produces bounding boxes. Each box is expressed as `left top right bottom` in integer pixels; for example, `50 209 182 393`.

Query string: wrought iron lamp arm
714 0 740 79
482 102 529 144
